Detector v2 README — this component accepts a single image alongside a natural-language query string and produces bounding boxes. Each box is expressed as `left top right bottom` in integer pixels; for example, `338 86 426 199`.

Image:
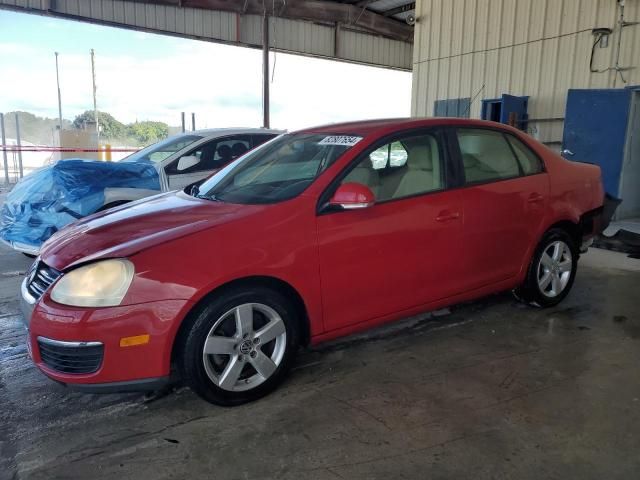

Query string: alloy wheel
537 240 573 298
202 303 287 392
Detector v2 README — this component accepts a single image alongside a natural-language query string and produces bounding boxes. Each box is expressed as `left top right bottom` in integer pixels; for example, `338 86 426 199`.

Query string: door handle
527 193 544 204
561 149 574 157
436 211 460 222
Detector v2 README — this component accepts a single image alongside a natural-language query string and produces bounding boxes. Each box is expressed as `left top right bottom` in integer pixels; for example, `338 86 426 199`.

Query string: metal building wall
0 0 413 70
411 0 640 147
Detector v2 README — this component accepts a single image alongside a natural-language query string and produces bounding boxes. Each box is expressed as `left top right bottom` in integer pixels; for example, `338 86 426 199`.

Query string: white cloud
0 36 411 131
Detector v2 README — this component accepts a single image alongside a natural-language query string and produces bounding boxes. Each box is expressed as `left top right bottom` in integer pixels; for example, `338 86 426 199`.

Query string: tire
515 228 578 308
178 286 300 406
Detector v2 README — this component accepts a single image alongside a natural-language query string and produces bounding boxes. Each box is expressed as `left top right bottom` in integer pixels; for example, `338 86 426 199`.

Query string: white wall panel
412 0 640 146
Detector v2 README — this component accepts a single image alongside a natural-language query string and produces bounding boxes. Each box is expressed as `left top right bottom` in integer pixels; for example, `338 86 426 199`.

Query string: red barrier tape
0 145 140 153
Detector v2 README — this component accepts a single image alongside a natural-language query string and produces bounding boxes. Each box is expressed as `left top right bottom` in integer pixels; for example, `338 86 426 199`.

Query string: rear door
316 129 465 332
453 128 548 290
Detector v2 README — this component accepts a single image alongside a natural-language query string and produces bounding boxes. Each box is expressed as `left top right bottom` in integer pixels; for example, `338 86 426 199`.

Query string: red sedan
21 118 606 405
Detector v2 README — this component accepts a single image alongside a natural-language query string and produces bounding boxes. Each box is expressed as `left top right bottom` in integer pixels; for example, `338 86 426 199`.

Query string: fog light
119 334 150 347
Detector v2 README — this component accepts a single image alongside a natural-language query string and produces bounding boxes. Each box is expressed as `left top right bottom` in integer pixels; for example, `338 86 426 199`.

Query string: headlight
50 259 134 307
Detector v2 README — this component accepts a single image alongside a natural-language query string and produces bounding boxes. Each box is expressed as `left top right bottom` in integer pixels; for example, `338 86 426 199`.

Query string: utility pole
181 112 186 133
90 49 99 139
15 113 23 178
262 11 270 128
191 112 196 131
55 52 63 130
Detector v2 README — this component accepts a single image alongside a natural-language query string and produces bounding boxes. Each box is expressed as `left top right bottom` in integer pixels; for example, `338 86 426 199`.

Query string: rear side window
457 129 521 184
506 135 544 175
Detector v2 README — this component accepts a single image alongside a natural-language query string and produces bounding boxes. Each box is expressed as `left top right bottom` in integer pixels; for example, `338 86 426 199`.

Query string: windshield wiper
196 192 222 202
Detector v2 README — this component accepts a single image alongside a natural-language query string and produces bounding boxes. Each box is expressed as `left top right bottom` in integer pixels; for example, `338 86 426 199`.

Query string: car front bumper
22 288 193 392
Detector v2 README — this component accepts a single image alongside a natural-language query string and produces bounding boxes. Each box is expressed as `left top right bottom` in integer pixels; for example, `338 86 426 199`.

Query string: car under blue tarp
0 158 160 252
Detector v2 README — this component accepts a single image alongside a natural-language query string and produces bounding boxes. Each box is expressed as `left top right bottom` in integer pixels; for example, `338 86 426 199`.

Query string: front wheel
515 228 578 307
178 286 300 406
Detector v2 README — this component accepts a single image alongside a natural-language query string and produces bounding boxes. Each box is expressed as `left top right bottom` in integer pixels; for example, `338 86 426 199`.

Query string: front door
316 130 464 332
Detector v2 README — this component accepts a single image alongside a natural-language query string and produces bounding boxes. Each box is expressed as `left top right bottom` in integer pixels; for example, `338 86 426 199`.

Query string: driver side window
166 135 252 175
341 133 444 202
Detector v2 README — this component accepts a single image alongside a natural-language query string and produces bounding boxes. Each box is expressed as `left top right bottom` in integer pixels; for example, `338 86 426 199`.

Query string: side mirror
328 182 375 210
177 155 200 172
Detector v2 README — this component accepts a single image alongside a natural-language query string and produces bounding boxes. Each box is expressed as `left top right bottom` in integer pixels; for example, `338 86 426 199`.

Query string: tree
72 110 126 139
2 111 72 144
127 121 169 144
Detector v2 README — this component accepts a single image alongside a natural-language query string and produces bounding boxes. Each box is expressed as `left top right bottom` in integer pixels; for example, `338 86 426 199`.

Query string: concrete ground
1 234 640 479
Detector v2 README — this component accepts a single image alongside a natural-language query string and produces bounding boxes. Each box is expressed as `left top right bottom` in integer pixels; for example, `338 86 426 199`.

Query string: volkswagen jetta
21 118 606 405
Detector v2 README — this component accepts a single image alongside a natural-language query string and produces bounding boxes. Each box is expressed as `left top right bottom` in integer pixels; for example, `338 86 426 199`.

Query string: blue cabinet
562 88 640 219
481 94 529 129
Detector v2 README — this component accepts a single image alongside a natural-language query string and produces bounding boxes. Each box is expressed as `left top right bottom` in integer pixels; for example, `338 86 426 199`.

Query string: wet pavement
1 237 639 479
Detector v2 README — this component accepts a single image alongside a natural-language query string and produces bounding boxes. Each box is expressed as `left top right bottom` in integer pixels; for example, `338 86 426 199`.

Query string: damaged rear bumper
579 194 621 252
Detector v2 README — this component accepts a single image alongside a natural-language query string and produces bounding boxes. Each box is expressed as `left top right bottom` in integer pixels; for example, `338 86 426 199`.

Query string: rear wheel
178 286 300 406
515 228 578 307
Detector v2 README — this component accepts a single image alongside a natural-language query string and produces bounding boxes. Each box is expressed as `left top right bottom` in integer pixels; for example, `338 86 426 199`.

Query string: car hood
40 191 260 271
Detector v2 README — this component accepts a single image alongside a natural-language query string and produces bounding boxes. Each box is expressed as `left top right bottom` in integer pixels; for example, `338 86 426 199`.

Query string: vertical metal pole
191 113 196 131
91 49 99 139
15 113 23 178
181 112 186 133
1 114 8 184
55 52 63 130
262 11 270 128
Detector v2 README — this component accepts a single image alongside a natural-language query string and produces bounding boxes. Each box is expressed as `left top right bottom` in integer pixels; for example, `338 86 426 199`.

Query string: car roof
180 127 285 138
296 118 516 137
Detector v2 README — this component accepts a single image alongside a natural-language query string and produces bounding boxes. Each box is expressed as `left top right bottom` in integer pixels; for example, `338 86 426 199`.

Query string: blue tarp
0 158 160 249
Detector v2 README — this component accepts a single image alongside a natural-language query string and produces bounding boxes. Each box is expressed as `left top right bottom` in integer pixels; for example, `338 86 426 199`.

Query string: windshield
120 134 203 163
196 133 362 204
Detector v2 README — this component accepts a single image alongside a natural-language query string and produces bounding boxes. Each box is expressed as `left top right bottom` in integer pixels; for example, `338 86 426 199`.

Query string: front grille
26 261 62 301
37 337 104 374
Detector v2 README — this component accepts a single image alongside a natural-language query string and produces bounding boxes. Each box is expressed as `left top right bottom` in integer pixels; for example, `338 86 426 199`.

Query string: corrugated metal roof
329 0 415 22
0 0 414 70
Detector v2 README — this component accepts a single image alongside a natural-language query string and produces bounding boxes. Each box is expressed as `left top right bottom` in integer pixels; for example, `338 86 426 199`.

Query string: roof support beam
382 2 415 17
144 0 413 42
0 0 412 70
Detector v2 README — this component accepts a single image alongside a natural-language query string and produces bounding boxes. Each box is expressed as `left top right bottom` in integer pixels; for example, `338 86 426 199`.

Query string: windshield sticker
318 136 363 147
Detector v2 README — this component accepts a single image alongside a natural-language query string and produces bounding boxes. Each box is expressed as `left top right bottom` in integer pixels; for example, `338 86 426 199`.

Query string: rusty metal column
1 113 8 184
262 11 270 129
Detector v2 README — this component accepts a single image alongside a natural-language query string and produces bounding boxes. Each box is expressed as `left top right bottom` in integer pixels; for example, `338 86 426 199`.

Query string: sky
0 10 412 131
